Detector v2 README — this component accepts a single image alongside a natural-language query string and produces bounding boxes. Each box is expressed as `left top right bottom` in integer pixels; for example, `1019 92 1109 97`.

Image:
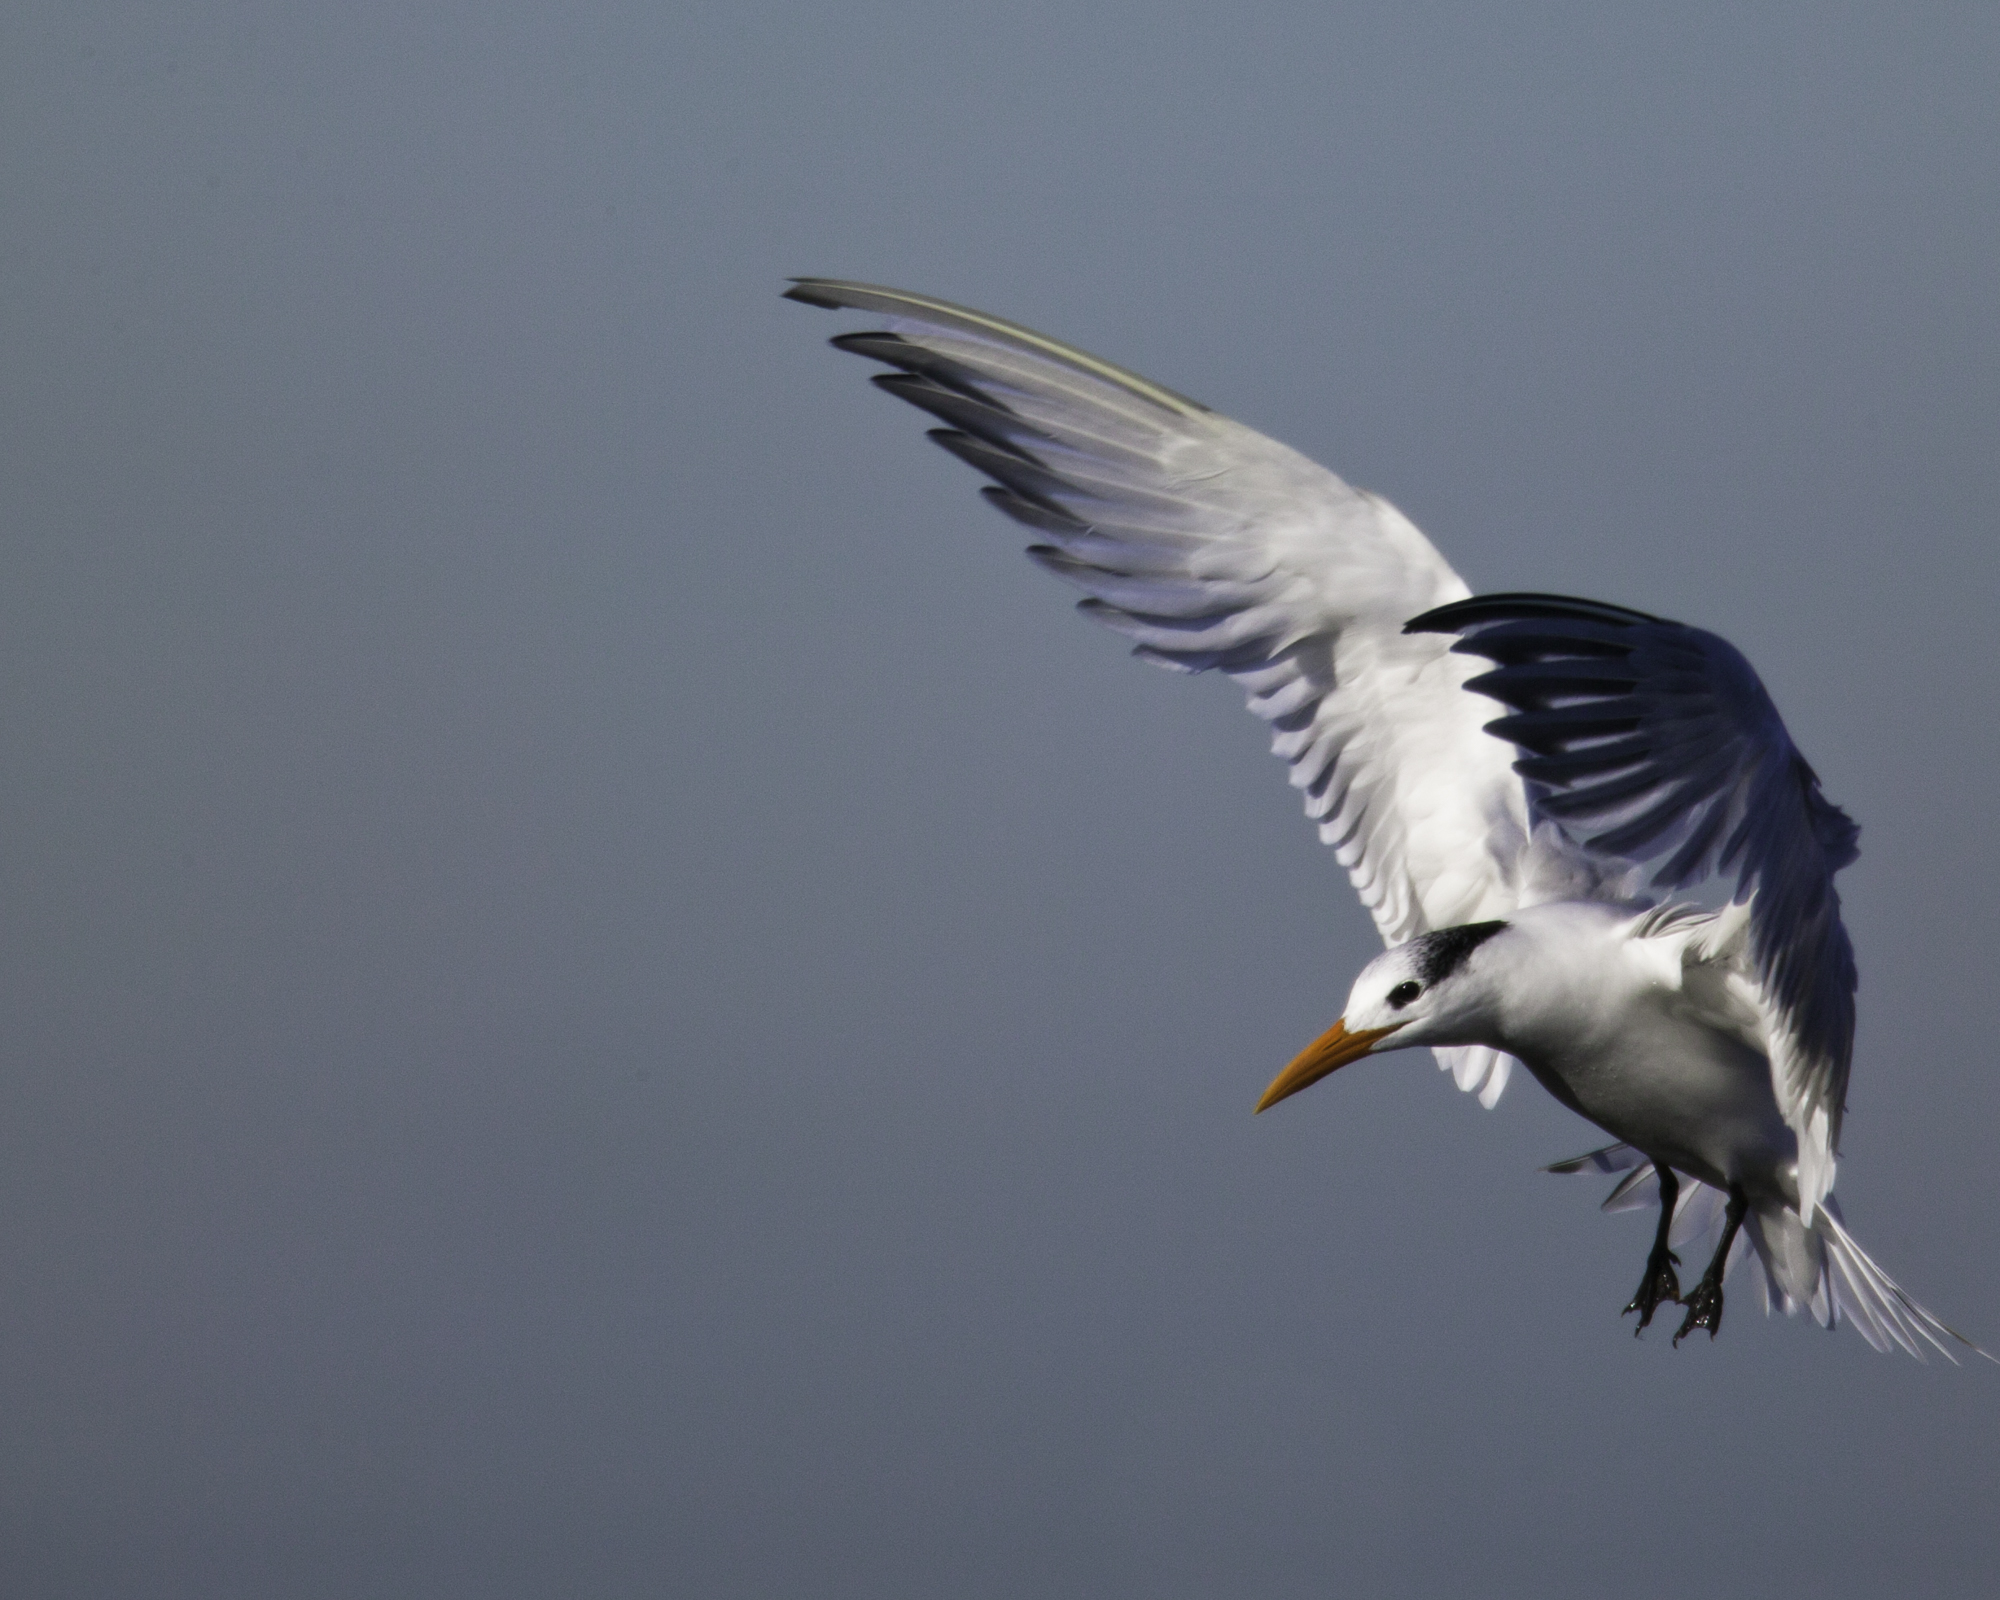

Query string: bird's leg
1623 1162 1682 1333
1674 1185 1748 1346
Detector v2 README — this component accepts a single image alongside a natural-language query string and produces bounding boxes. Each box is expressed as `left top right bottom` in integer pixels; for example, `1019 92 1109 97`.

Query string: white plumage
788 278 1980 1358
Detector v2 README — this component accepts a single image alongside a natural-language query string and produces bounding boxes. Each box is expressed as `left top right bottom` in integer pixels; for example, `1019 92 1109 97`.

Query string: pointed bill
1255 1019 1405 1113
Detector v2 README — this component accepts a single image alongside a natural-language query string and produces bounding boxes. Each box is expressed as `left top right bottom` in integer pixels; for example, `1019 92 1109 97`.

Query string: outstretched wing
1408 593 1860 1215
788 279 1536 1102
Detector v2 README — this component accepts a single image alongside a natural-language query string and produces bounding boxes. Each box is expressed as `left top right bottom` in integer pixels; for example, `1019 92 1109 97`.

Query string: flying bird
787 277 1979 1358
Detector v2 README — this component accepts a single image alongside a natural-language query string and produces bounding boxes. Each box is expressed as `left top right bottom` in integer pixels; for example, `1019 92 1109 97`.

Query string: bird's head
1255 920 1510 1113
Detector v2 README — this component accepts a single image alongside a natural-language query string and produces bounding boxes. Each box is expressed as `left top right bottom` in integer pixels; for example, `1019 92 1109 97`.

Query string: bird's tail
1550 1144 1988 1361
1803 1203 1988 1363
1734 1197 1988 1362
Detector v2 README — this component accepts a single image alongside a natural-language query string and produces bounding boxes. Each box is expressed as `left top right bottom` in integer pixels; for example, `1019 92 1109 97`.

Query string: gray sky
5 4 2000 1595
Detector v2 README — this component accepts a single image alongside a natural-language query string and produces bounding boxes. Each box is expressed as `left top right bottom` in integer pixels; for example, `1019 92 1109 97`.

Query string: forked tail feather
1549 1146 1989 1361
1810 1203 1990 1363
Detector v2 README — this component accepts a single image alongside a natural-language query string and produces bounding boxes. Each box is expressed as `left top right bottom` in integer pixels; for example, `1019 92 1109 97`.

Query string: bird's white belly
1515 1006 1794 1197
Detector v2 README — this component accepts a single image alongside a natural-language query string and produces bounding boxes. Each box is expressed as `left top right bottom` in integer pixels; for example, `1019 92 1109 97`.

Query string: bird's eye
1388 980 1422 1008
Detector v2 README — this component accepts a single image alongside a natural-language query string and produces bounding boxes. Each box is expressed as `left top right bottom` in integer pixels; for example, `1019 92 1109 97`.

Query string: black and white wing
787 280 1538 1104
1408 594 1861 1215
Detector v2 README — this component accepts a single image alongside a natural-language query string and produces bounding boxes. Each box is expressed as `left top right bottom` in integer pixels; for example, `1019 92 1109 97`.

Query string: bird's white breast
1486 903 1796 1196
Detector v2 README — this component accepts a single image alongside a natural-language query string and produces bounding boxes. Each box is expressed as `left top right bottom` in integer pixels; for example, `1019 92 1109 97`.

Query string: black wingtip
1404 592 1669 636
783 280 846 309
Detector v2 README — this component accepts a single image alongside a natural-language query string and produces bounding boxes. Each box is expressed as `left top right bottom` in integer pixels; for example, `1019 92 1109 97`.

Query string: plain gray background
5 4 1999 1596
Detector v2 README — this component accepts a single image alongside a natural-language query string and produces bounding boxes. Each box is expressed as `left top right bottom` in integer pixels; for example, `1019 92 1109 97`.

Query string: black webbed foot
1623 1247 1682 1333
1622 1161 1683 1335
1673 1276 1724 1345
1670 1184 1747 1347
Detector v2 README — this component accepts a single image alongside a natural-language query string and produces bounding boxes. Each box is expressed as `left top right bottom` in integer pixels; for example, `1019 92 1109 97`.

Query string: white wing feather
788 280 1533 1098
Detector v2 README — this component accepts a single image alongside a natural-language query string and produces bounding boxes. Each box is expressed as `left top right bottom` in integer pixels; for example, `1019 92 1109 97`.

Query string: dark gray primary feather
790 281 1212 415
1405 592 1860 1154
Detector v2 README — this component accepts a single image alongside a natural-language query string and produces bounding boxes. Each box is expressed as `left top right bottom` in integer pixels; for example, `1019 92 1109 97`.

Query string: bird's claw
1623 1248 1681 1333
1672 1279 1724 1345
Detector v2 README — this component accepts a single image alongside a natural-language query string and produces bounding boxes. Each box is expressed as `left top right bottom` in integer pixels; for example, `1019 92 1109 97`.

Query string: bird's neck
1474 904 1651 1065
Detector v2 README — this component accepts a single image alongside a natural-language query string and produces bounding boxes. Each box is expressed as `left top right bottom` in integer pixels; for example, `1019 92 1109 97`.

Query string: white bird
788 278 1980 1358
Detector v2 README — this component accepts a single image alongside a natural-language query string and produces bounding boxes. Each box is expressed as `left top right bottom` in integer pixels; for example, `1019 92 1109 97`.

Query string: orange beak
1254 1019 1406 1113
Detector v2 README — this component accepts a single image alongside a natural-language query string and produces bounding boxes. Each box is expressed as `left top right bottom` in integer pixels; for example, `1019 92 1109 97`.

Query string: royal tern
787 278 1978 1358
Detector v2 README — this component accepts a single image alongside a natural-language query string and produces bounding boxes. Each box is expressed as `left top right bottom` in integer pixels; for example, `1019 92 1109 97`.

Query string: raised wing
788 279 1535 1102
1408 593 1861 1215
